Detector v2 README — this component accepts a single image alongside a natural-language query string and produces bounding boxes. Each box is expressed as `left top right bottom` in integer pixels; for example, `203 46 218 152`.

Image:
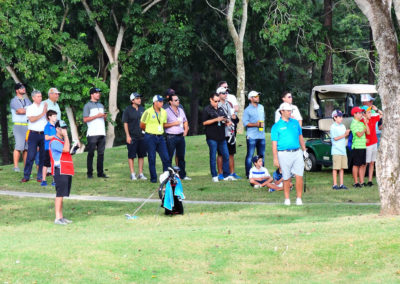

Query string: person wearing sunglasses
164 94 191 180
215 86 240 180
202 93 232 182
274 91 303 126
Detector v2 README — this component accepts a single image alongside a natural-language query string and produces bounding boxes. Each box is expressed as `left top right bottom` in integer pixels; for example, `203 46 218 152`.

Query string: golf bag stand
158 166 184 215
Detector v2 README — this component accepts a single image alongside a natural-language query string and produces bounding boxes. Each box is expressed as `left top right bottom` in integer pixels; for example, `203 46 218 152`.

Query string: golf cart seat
318 117 353 132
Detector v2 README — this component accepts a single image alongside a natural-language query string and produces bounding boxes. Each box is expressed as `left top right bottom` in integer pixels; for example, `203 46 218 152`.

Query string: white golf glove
303 150 309 159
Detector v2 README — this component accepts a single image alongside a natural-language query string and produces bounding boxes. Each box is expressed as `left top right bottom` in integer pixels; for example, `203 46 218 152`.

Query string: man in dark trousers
122 92 147 180
83 87 108 178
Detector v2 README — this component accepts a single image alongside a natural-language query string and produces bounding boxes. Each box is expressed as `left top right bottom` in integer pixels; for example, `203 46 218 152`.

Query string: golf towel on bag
163 177 185 211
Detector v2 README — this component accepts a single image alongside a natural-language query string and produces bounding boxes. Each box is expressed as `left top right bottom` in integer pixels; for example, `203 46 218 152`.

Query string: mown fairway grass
0 197 399 283
1 134 398 283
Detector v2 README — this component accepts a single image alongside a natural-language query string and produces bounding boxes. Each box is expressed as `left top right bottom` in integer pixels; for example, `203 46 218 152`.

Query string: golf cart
302 84 378 171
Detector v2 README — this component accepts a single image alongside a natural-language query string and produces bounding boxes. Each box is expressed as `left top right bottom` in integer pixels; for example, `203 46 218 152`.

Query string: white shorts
366 143 377 163
277 149 304 180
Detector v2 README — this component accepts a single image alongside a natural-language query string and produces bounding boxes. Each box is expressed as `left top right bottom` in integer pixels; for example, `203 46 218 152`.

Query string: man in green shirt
140 95 171 183
350 106 370 188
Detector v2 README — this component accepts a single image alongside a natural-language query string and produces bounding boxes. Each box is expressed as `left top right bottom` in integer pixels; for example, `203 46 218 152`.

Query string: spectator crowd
10 82 382 224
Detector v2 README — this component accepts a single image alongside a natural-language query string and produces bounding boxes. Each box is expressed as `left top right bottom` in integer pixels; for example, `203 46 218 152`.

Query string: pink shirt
165 106 187 135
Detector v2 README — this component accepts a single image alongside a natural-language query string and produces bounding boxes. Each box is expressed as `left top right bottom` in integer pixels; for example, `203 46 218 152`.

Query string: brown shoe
20 178 29 183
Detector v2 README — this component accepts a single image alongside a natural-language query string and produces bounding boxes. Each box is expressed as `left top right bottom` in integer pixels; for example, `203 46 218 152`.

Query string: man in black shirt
202 93 233 182
122 92 147 180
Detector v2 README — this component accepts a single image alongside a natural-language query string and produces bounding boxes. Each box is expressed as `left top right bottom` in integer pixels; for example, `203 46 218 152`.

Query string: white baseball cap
279 102 292 111
248 91 260 99
152 95 163 103
361 94 375 102
216 87 228 94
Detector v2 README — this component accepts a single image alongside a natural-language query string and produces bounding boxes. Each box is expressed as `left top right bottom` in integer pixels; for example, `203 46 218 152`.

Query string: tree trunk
322 0 333 84
355 0 400 215
235 44 246 134
368 28 376 84
227 0 248 135
0 87 10 165
105 63 120 148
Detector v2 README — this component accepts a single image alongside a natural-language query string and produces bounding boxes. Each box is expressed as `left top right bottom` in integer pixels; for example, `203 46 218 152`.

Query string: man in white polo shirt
83 87 108 179
10 83 32 172
21 90 48 182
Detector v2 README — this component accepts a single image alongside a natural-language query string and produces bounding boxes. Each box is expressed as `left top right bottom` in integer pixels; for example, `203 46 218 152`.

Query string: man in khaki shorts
330 110 350 190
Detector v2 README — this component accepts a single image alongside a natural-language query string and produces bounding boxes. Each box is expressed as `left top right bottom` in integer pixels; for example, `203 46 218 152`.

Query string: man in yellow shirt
140 95 171 183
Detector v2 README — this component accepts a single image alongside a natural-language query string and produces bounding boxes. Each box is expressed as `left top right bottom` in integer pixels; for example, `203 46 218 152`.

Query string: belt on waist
146 133 163 137
166 133 183 136
30 130 44 134
14 122 28 126
278 148 300 152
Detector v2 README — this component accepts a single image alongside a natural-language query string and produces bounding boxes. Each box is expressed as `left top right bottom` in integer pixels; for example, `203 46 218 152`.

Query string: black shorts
127 138 147 159
54 167 72 197
352 149 366 166
217 137 236 155
44 150 51 167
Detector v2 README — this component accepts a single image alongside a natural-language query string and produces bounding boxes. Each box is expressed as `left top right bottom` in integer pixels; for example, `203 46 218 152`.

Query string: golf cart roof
312 84 377 95
309 84 378 120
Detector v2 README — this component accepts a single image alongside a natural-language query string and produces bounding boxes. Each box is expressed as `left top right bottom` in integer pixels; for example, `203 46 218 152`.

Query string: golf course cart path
0 190 380 205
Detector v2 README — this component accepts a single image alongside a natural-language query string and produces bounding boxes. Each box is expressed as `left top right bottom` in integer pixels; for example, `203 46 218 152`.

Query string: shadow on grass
0 196 380 226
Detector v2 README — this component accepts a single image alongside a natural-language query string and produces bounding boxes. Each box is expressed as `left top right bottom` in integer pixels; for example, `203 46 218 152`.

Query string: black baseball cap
55 120 68 129
89 87 102 95
15 83 25 90
252 155 263 164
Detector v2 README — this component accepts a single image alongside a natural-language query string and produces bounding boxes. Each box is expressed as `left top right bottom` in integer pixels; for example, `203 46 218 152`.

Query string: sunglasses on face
286 96 292 98
173 99 180 102
212 100 220 103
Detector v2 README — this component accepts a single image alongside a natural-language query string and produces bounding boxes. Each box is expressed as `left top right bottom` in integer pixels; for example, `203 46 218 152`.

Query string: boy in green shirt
350 106 370 188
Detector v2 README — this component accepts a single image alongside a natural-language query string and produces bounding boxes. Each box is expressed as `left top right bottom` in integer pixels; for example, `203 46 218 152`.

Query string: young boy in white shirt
249 155 280 191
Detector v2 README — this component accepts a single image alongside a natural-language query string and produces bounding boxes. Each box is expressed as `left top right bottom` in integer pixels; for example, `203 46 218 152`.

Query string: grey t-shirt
10 96 32 123
83 101 106 136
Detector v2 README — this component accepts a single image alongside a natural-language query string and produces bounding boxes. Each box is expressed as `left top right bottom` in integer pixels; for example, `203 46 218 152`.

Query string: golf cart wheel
305 152 321 172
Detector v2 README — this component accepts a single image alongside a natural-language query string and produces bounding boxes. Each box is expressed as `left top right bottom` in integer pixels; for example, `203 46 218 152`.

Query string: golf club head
125 214 138 220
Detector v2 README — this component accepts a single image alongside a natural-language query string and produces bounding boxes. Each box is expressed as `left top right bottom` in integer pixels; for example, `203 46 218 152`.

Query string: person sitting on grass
249 155 281 191
49 120 74 225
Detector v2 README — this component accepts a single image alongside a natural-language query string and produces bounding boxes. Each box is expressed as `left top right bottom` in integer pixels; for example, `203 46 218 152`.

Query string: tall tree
354 0 400 215
322 0 333 84
80 0 163 148
227 0 248 134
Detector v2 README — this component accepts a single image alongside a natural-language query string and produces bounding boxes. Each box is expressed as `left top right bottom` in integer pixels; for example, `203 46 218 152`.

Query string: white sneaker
183 176 192 180
212 176 219 182
296 198 303 206
138 173 147 180
254 184 261 189
13 167 20 172
130 173 137 180
284 199 291 206
224 175 236 181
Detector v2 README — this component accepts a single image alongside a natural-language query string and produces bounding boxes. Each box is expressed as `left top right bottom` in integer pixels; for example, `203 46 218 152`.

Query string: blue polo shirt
243 104 265 139
271 118 302 151
44 122 57 150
